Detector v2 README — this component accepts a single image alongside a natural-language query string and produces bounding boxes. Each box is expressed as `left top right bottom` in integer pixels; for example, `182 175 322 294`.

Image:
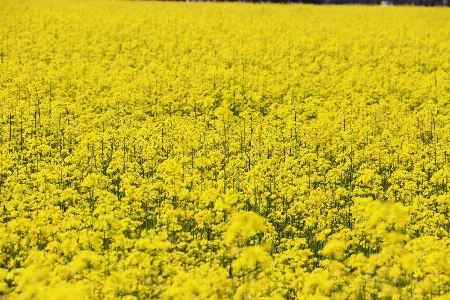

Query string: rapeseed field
1 0 450 299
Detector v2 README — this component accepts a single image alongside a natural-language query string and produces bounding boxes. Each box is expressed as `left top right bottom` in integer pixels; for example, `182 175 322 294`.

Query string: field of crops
1 0 450 299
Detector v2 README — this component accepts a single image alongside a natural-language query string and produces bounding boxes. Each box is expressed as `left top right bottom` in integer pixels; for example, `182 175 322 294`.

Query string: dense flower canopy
1 0 450 299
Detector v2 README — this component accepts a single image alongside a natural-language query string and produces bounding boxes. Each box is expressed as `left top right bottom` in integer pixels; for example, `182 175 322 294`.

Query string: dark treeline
188 0 449 5
301 0 448 4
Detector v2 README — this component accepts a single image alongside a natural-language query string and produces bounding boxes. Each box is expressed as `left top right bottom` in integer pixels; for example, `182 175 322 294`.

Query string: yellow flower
321 240 346 261
226 211 266 246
